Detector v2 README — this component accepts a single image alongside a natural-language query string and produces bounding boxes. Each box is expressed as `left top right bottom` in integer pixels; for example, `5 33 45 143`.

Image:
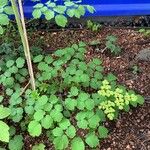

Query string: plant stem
10 0 36 90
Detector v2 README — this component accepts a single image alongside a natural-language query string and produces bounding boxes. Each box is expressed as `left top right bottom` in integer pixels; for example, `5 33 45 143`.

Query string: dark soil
27 27 150 149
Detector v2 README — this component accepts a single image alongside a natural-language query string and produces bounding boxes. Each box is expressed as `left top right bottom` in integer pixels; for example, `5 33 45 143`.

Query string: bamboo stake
10 0 36 90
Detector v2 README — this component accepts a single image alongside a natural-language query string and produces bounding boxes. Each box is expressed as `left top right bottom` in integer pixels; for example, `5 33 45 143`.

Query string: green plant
0 42 144 149
98 79 144 120
87 20 101 32
106 35 121 55
32 143 45 150
132 65 140 74
139 28 150 36
0 105 10 142
32 0 95 27
0 0 13 34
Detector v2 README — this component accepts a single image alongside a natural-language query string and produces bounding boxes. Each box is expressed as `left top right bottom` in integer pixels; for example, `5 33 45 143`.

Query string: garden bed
0 26 150 149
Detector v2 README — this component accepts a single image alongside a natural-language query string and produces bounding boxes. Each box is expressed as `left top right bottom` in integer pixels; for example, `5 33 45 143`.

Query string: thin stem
18 0 36 90
10 0 36 90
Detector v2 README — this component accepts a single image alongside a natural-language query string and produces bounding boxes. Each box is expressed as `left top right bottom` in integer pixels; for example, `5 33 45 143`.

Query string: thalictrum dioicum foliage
0 42 144 149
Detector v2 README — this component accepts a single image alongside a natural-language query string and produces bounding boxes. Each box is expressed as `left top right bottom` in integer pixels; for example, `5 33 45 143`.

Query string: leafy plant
106 35 121 55
0 105 10 142
0 42 144 149
87 20 101 32
139 28 150 36
32 0 95 27
98 79 144 120
132 65 140 74
0 0 13 34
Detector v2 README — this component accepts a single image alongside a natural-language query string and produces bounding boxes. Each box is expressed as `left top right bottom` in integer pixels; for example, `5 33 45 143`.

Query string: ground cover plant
0 0 147 149
0 41 144 149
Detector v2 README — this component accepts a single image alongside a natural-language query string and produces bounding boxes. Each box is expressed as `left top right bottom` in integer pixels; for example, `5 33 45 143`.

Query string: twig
20 81 30 96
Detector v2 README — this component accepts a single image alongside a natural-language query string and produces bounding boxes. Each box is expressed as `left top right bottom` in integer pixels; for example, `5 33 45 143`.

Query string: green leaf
92 58 102 65
55 15 67 27
52 127 63 137
88 115 100 129
33 55 43 63
78 5 85 16
59 118 70 130
85 99 95 110
85 132 99 148
0 121 9 142
70 86 79 96
16 57 25 68
98 126 109 138
4 6 14 15
53 135 69 150
137 95 144 105
54 6 66 14
28 121 42 137
65 98 77 111
32 143 45 150
37 95 48 106
44 56 53 64
66 9 75 17
0 26 4 34
0 0 8 7
34 110 45 121
66 125 76 138
51 110 63 122
44 10 54 20
77 119 88 129
86 5 95 13
0 96 3 103
8 135 23 150
6 60 14 68
32 9 42 19
0 14 9 25
71 137 85 150
41 115 53 129
0 105 10 119
33 3 44 8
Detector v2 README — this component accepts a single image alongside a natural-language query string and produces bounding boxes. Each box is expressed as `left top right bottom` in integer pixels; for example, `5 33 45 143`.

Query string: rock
136 48 150 61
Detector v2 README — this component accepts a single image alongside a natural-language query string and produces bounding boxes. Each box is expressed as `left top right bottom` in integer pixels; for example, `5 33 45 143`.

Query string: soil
28 27 150 150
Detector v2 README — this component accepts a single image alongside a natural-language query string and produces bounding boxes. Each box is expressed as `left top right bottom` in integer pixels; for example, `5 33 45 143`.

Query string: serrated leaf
52 127 63 137
34 110 45 121
28 121 42 137
8 135 23 150
0 14 9 25
16 57 25 68
85 132 99 148
32 143 45 150
44 10 54 20
77 119 88 129
55 15 67 27
33 55 43 63
41 115 53 129
88 115 100 129
71 137 85 150
6 60 14 68
66 125 76 138
32 9 42 19
53 135 69 150
65 98 77 111
86 5 95 13
4 6 14 15
85 99 95 110
98 126 109 138
59 118 70 130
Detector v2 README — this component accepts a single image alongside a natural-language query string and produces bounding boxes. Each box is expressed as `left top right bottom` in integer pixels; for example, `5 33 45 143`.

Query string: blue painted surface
23 0 150 17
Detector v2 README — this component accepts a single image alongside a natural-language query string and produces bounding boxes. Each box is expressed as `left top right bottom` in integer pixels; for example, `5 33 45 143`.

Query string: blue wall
23 0 150 17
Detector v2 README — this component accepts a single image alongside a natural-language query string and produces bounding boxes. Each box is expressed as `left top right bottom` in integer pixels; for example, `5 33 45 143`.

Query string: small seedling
87 20 101 32
105 35 121 55
139 28 150 36
132 65 140 74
